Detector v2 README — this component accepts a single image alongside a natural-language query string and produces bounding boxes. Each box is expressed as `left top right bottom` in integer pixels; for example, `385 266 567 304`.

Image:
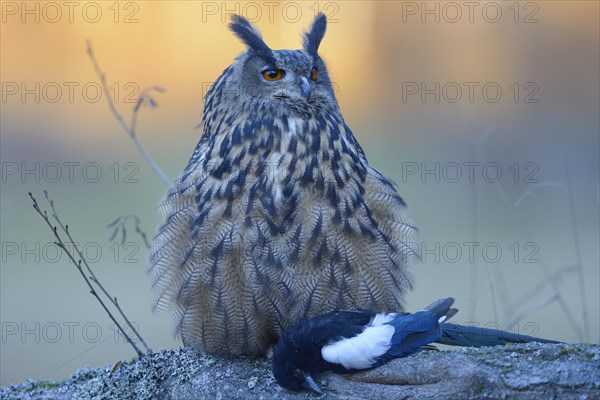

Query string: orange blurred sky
1 0 598 387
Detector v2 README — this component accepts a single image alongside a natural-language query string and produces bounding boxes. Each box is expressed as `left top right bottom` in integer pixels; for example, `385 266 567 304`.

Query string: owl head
203 14 339 124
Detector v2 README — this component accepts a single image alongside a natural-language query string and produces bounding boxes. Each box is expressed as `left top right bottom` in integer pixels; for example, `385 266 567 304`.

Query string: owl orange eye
310 68 318 81
262 69 285 81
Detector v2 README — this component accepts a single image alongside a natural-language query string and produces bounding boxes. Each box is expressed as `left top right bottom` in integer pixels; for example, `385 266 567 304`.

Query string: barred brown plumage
149 13 419 356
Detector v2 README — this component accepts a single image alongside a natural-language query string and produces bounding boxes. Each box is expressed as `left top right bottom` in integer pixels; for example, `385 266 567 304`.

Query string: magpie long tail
437 323 561 347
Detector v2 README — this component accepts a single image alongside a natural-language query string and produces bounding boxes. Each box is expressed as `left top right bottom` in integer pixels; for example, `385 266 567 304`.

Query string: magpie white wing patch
369 312 397 327
321 314 395 370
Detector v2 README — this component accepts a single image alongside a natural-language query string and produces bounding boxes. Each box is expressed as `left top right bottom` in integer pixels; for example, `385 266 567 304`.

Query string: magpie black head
272 310 371 393
272 337 323 394
272 310 379 393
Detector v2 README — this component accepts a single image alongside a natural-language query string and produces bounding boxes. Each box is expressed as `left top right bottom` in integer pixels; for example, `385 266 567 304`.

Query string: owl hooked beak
299 76 311 100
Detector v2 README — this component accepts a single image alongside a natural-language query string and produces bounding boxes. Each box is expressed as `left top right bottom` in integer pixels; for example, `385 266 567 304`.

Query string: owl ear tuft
229 15 275 63
303 13 327 56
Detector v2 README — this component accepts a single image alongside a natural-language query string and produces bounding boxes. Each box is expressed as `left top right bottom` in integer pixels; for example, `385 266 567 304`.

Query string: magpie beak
302 372 322 394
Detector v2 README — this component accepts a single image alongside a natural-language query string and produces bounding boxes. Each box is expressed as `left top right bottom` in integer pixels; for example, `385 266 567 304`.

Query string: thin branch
513 182 567 208
467 127 502 323
29 191 152 356
505 264 578 319
42 190 152 354
107 215 151 249
474 136 583 340
564 157 590 342
506 293 559 328
86 40 171 186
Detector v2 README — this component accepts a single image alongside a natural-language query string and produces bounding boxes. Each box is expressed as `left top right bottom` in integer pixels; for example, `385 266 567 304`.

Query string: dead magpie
272 297 559 393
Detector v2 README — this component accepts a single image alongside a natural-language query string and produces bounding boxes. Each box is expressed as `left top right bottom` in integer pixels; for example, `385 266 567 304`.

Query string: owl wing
280 165 418 323
149 130 284 356
260 117 419 325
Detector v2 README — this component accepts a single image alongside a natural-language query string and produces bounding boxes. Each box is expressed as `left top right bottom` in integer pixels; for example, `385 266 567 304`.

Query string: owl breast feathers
149 14 419 356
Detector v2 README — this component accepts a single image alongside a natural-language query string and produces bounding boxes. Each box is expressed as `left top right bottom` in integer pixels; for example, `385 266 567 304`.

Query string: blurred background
1 0 598 386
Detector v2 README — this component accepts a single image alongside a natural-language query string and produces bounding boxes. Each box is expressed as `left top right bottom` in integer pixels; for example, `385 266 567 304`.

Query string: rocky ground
1 343 598 399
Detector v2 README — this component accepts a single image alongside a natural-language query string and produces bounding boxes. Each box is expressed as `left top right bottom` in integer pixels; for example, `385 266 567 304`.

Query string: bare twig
107 215 151 249
474 134 583 340
505 264 577 322
467 126 502 323
507 294 559 327
29 191 152 356
564 157 590 342
86 40 171 186
468 144 486 322
513 182 567 208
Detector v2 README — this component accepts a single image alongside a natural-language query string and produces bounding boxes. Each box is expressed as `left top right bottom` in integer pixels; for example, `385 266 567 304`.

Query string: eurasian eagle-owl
149 13 418 356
